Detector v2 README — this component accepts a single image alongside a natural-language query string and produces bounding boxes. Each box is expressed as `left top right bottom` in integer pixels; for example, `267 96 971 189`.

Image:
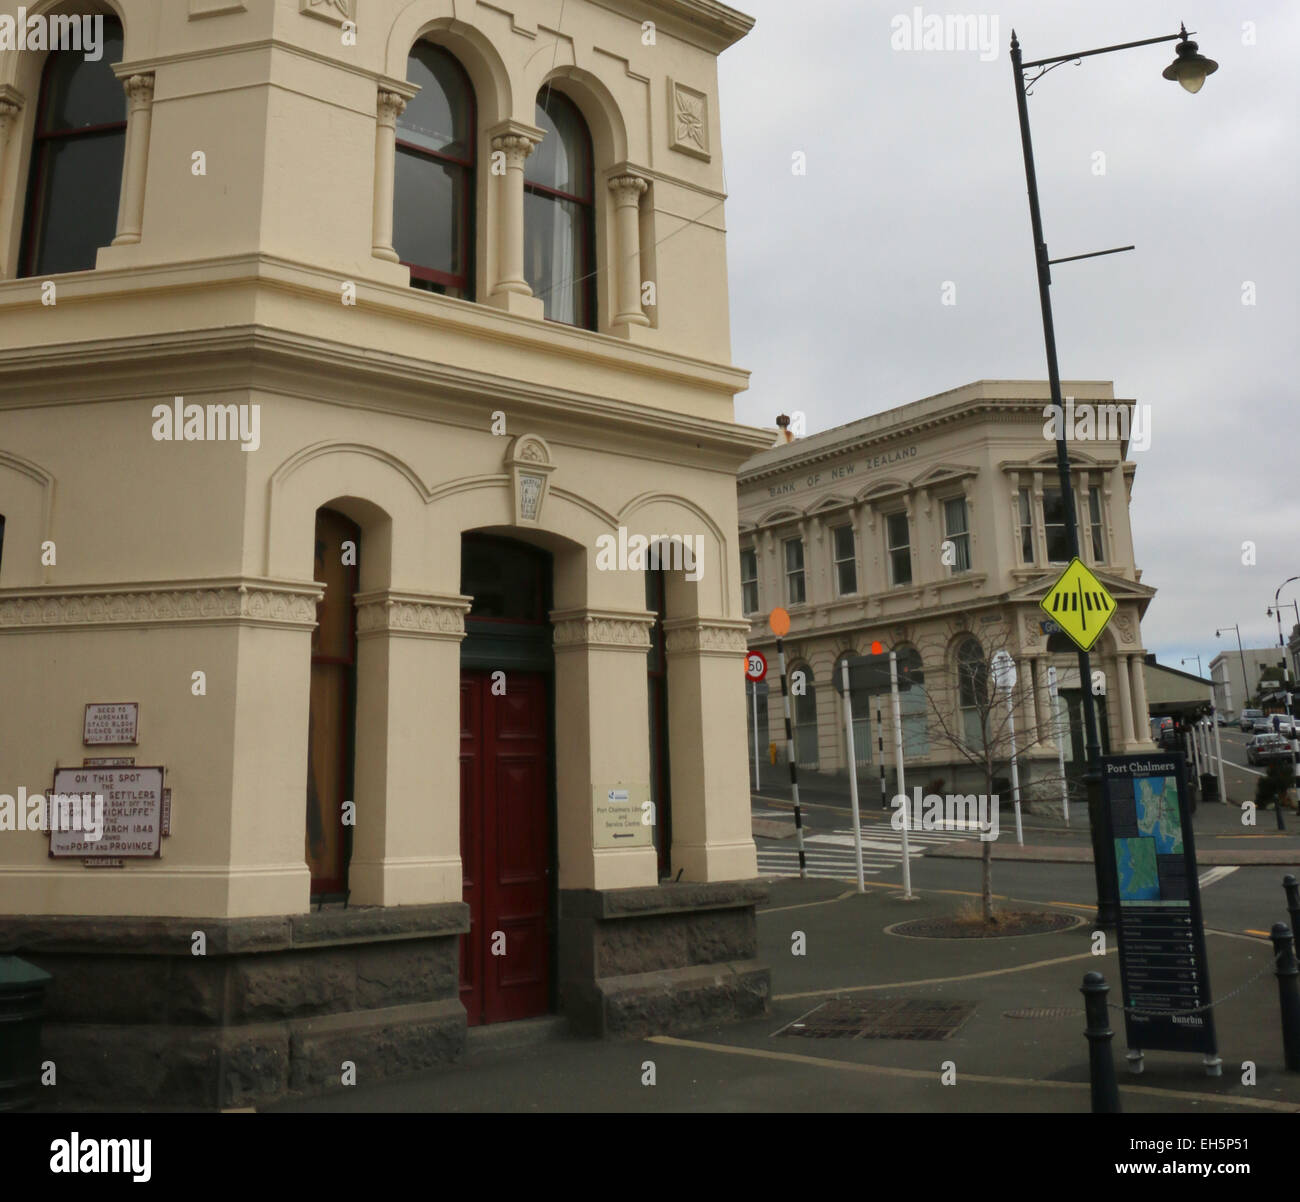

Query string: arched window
395 42 476 299
306 508 360 898
792 665 819 769
956 639 988 749
20 17 126 277
524 88 595 329
834 652 871 767
897 647 930 757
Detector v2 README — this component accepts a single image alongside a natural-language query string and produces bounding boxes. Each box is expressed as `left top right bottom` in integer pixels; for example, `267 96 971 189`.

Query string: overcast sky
717 0 1300 677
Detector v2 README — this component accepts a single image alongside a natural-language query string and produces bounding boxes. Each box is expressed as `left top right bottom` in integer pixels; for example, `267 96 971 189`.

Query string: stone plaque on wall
83 702 138 746
592 783 653 849
48 766 164 858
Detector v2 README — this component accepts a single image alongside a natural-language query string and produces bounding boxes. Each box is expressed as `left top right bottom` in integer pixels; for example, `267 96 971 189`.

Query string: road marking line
759 888 858 915
645 1036 1300 1112
1198 866 1239 888
773 947 1113 1001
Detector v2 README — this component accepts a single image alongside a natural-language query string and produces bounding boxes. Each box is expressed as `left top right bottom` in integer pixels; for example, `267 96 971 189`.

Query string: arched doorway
1046 632 1111 766
458 533 555 1026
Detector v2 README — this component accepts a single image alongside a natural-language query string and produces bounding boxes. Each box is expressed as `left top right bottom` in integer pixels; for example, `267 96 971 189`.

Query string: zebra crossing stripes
755 826 981 881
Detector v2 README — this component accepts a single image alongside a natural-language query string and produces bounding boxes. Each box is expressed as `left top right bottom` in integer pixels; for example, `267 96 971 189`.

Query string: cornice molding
0 325 769 466
0 578 323 633
662 616 750 656
739 396 1137 485
550 608 655 651
354 590 471 641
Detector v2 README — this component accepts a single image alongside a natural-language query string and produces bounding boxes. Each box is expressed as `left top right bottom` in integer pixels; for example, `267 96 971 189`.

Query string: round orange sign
769 607 790 638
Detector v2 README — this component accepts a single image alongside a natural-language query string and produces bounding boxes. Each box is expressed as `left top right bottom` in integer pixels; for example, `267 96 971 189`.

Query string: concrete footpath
269 880 1300 1114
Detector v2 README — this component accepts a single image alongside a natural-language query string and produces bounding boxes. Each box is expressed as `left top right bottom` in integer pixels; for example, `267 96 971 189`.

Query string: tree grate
776 998 977 1041
1002 1007 1079 1019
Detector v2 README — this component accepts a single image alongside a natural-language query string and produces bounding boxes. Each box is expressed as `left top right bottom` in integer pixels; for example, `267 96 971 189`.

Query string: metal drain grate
1002 1007 1079 1020
777 998 976 1041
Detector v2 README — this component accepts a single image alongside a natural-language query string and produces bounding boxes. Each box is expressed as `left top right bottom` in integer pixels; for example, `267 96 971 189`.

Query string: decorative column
1129 654 1154 746
488 120 544 315
111 73 155 245
663 617 756 881
1028 657 1046 742
608 173 650 331
551 608 658 891
0 91 20 278
1114 652 1136 749
349 590 472 906
371 90 408 262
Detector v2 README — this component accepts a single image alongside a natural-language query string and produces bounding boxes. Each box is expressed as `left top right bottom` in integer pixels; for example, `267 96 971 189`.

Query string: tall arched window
20 17 126 277
897 647 930 757
395 42 476 299
792 666 819 769
956 639 988 750
524 88 595 329
306 508 360 899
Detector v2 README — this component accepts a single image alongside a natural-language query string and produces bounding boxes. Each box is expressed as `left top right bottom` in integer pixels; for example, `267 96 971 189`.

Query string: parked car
1248 733 1292 765
1240 708 1264 732
1254 715 1277 733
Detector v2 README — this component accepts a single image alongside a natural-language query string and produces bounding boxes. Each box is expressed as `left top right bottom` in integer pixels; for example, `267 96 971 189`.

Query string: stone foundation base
2 881 770 1107
0 904 469 1110
558 880 770 1037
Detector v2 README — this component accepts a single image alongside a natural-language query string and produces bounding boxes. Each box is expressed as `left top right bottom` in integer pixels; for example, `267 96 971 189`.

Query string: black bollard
1081 971 1121 1113
1270 923 1300 1072
1285 877 1300 947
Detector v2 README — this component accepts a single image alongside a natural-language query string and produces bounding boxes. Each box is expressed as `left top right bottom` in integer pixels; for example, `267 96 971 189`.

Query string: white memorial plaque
592 783 653 849
48 766 164 858
83 703 139 746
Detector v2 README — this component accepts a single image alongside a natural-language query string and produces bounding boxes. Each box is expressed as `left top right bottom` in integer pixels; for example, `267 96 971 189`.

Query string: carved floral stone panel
668 80 710 161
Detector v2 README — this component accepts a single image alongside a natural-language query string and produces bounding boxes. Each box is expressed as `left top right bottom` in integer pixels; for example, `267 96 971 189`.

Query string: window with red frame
524 89 596 330
20 17 126 278
395 42 476 300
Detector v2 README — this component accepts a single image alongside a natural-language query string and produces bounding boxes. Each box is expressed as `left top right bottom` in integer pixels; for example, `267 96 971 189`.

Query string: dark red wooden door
459 670 550 1026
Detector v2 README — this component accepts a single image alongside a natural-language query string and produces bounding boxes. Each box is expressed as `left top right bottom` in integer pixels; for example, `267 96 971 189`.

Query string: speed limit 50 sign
745 651 767 682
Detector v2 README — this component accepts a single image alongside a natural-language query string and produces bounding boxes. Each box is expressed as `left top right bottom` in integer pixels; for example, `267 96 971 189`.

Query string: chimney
776 414 794 444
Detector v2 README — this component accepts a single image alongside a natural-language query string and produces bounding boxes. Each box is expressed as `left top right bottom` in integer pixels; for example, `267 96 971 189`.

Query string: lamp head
1163 24 1218 94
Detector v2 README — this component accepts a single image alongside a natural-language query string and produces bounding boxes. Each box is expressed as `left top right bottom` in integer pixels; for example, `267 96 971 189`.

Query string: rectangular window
1088 487 1106 562
1043 487 1070 563
784 538 805 605
886 512 912 586
943 497 971 572
1018 489 1035 564
740 547 758 614
833 525 857 596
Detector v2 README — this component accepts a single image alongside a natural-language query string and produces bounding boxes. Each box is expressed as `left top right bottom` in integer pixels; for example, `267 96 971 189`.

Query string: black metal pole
775 635 805 878
1012 32 1116 927
1270 923 1300 1071
1283 876 1300 949
878 700 887 810
1081 971 1121 1112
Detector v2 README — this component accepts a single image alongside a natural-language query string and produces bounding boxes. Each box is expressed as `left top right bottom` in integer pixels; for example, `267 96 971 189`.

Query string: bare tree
901 620 1087 923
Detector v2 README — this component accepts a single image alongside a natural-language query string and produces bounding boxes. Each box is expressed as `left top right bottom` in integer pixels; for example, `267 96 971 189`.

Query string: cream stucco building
0 0 769 1107
738 381 1159 801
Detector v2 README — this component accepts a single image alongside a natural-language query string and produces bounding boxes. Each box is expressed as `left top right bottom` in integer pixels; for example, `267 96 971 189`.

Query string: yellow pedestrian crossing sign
1039 558 1116 652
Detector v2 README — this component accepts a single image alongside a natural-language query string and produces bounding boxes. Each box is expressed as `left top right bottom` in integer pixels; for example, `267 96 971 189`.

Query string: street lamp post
1181 655 1203 677
1272 578 1300 799
1216 624 1251 710
1010 24 1216 929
